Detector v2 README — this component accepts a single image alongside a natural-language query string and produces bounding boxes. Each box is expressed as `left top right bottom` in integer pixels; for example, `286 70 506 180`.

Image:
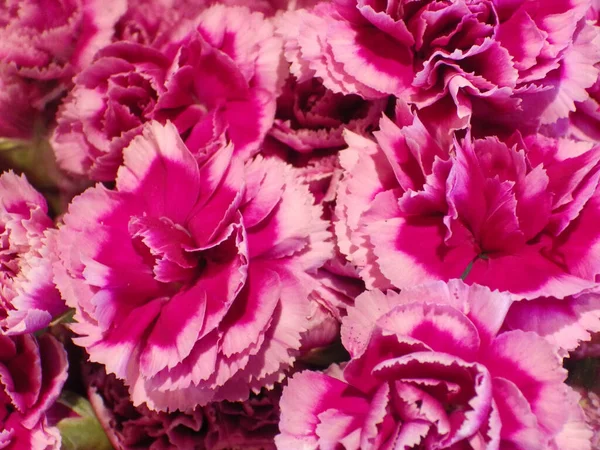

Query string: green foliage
57 391 114 450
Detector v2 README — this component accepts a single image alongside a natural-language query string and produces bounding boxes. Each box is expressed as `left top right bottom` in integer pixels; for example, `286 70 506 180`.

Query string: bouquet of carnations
2 0 600 448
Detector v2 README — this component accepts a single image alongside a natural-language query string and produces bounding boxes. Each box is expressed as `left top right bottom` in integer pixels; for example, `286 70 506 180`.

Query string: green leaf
57 392 113 450
50 308 76 327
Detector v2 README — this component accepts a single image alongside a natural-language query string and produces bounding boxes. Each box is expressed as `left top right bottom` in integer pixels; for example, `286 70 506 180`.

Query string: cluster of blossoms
1 0 600 448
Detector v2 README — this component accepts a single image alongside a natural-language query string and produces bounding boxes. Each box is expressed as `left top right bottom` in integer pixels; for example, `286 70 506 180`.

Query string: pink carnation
0 172 67 334
113 0 208 48
52 4 284 181
0 0 126 80
269 76 386 153
85 363 280 450
277 280 592 449
277 0 600 129
0 333 69 449
53 120 333 411
51 43 170 181
0 0 125 142
158 5 284 159
336 108 600 299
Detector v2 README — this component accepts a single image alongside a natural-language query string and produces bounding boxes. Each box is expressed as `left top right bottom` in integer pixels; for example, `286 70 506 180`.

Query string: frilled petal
504 291 600 352
276 370 368 449
373 352 493 446
482 330 574 437
376 303 481 361
0 173 63 335
117 121 201 223
519 22 600 125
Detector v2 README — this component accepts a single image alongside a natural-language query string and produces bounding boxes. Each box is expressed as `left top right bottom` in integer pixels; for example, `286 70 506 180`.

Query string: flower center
128 215 203 286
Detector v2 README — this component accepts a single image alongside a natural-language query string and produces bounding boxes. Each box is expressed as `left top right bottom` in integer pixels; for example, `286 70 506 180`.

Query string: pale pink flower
0 171 66 334
51 42 170 181
0 0 126 79
577 389 600 450
277 280 592 449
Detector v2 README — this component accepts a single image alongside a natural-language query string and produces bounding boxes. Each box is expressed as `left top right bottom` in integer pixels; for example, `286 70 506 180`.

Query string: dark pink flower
269 76 386 153
277 0 600 129
0 172 66 334
54 121 333 411
336 109 600 299
0 333 69 450
0 69 46 140
277 280 592 449
52 5 284 181
158 4 285 159
85 363 280 450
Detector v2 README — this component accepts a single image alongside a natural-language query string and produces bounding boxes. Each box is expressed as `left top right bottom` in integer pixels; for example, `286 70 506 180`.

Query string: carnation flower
85 363 280 450
0 171 67 334
51 43 170 181
52 4 284 181
113 0 208 48
269 76 386 153
336 108 600 299
0 333 69 449
54 120 333 411
158 5 284 159
277 0 600 130
277 280 592 449
0 0 126 157
0 0 126 81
